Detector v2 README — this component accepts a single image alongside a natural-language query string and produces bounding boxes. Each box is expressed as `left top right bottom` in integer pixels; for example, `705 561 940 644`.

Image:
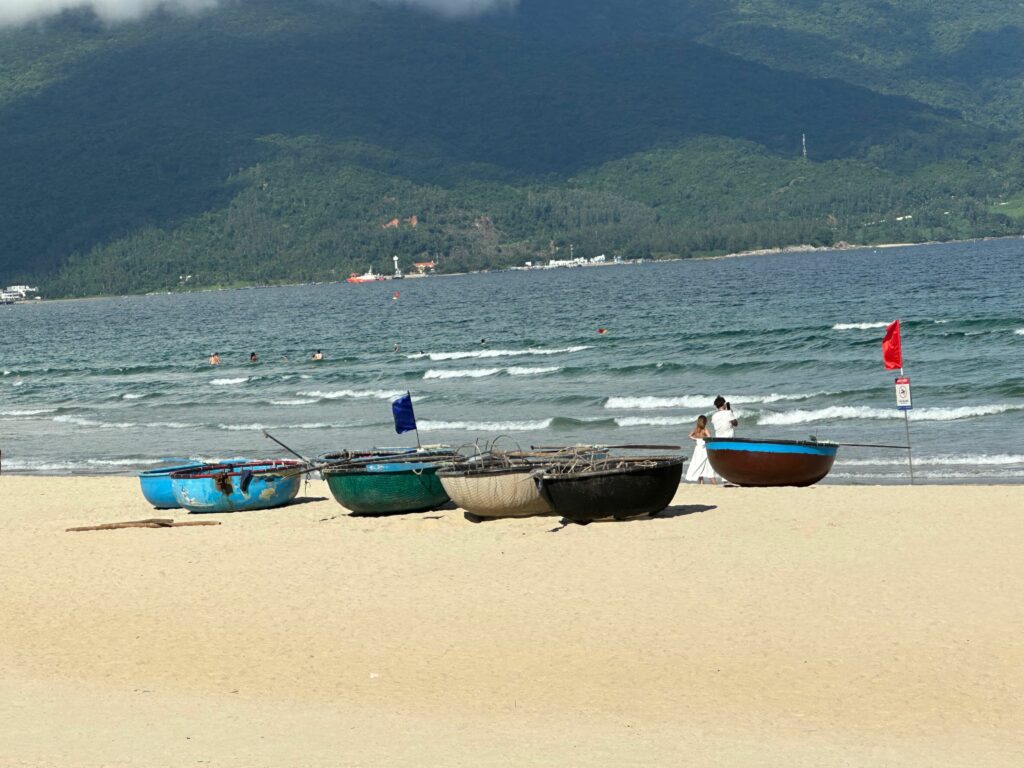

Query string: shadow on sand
288 496 330 507
548 503 717 531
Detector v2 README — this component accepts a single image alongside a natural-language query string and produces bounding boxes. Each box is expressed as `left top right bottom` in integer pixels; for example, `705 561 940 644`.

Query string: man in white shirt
710 396 738 437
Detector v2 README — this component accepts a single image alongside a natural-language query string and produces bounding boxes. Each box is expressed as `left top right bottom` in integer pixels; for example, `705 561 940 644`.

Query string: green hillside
1 0 1022 296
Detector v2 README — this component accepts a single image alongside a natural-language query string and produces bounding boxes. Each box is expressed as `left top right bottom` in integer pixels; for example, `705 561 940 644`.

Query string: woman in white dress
685 415 716 484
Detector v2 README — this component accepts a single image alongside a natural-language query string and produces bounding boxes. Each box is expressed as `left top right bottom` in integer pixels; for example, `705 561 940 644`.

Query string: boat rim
138 462 205 477
705 437 838 449
323 461 445 476
538 456 684 482
437 463 545 479
170 460 304 479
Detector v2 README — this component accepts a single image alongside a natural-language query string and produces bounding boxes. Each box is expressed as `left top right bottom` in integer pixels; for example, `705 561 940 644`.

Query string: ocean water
1 239 1022 483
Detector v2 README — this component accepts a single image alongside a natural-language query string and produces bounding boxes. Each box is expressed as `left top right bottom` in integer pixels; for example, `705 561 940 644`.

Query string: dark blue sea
1 239 1022 482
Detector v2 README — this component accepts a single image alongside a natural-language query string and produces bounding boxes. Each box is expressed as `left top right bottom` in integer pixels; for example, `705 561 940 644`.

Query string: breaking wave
407 345 590 361
422 366 561 379
53 414 102 427
614 415 694 427
507 366 561 376
269 398 319 406
210 377 250 386
605 393 824 410
758 404 1021 426
832 322 890 330
418 419 552 432
52 415 198 429
0 457 166 472
424 368 501 380
299 389 404 400
0 408 57 416
216 422 342 431
839 454 1024 467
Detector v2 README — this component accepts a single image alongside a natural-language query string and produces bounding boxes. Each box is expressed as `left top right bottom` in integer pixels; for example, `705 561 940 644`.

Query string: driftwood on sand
66 518 222 532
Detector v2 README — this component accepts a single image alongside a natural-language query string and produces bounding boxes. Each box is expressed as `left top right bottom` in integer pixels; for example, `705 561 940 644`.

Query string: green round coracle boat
323 461 450 516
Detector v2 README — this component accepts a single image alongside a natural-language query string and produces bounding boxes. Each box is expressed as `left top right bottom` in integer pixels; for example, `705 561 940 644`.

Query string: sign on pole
893 376 914 483
894 377 912 410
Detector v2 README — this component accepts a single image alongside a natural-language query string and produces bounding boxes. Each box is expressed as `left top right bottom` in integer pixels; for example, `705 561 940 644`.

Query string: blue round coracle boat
170 460 305 513
704 438 838 487
138 462 206 509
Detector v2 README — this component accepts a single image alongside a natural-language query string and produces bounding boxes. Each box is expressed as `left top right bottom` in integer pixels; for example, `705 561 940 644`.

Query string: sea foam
299 389 404 400
605 393 822 410
407 345 590 361
832 322 890 330
53 415 102 427
615 415 694 427
839 454 1024 467
757 404 1021 426
424 368 501 380
418 419 552 432
507 366 561 376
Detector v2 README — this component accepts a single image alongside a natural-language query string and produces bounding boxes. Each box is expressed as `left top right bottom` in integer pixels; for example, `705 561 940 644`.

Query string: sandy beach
1 477 1022 767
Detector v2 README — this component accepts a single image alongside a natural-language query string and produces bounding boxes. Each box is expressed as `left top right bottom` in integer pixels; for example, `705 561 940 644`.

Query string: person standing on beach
685 415 716 484
711 396 738 437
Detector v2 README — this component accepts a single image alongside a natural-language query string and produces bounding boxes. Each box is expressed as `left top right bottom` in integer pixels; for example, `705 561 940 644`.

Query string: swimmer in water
209 352 221 365
312 349 324 361
249 351 258 363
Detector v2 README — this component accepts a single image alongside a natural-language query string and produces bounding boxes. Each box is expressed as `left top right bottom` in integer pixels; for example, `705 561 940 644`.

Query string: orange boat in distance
346 267 389 283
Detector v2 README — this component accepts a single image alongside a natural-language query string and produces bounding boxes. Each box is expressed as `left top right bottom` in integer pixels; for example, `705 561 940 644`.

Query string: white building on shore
1 285 40 303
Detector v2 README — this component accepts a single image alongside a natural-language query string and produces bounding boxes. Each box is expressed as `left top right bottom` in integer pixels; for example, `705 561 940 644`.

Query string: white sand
1 477 1022 767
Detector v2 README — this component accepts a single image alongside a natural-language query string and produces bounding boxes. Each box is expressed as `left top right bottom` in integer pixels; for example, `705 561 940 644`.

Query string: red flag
882 320 902 370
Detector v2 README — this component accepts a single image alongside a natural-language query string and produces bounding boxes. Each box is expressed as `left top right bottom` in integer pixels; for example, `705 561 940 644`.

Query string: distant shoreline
19 234 1022 303
706 234 1023 261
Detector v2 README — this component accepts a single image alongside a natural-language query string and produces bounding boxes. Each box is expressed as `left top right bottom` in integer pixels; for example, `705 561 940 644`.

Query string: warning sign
894 377 912 410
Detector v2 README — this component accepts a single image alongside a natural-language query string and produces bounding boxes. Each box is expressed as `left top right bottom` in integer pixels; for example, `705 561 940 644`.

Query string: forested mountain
1 0 1022 296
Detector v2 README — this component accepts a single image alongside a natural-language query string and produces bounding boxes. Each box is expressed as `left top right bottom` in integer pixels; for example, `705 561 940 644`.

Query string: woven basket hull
439 467 551 518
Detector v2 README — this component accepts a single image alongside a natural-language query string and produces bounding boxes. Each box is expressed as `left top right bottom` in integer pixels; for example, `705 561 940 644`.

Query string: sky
0 0 516 26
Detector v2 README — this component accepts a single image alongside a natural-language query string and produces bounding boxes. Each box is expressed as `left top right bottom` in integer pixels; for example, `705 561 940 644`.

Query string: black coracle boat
535 456 684 524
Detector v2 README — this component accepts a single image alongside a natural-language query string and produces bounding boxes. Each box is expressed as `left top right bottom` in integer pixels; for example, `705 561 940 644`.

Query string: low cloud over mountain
0 0 515 26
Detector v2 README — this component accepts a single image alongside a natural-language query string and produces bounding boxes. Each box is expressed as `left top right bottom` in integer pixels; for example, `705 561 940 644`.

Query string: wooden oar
262 429 313 463
530 444 681 451
833 442 910 450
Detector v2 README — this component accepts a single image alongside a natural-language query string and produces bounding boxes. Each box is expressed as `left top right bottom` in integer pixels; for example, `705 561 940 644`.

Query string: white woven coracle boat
438 465 552 518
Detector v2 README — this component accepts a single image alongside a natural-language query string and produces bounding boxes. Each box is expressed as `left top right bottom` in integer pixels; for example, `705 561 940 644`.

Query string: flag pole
884 320 914 485
901 365 914 484
408 391 421 449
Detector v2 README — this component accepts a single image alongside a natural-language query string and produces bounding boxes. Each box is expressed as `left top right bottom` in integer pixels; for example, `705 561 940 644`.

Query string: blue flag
392 392 417 434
